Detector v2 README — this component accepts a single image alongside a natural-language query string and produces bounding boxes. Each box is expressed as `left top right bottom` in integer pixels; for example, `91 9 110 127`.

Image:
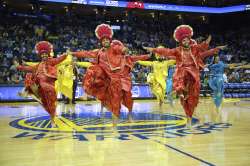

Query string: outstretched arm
77 62 92 68
48 54 68 66
165 60 176 67
72 50 99 59
144 47 177 58
112 44 125 55
25 62 38 66
198 35 211 50
228 63 249 69
200 45 226 59
56 54 73 67
200 48 219 59
137 61 153 66
130 54 151 62
196 41 209 52
236 64 250 69
17 65 36 72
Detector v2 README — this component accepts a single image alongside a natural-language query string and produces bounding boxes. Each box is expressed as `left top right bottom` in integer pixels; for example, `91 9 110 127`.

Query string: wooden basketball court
0 98 249 166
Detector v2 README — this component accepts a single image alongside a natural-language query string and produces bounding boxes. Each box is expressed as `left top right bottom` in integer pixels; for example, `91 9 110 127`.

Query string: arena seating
224 83 250 98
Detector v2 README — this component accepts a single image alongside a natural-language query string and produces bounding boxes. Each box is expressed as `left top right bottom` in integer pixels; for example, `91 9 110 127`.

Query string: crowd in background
0 12 250 84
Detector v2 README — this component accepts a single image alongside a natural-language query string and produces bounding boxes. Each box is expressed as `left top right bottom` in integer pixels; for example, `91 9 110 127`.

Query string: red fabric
35 41 53 55
17 55 67 117
111 40 124 48
17 55 67 79
173 66 200 117
17 65 33 72
122 90 133 112
190 39 197 45
153 44 218 118
195 42 219 70
83 65 108 101
153 44 218 70
111 40 125 55
24 73 34 87
37 78 57 117
95 24 113 40
76 47 150 116
173 25 193 42
23 73 35 94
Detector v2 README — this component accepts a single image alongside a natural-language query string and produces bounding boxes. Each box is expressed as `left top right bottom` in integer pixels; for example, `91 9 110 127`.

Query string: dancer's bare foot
186 117 192 129
211 108 219 122
215 106 220 114
180 94 188 100
159 100 163 106
30 94 42 104
79 95 88 101
128 112 133 123
100 104 104 113
215 114 222 123
112 126 119 136
214 108 222 122
183 90 189 100
169 100 174 108
111 114 119 136
159 100 163 111
18 91 28 98
51 118 56 128
112 114 119 128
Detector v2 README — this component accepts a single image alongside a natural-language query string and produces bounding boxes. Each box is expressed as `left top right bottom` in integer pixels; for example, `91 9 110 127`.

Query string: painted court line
154 140 215 166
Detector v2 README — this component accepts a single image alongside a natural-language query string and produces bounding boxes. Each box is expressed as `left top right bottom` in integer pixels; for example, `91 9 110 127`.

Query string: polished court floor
0 98 250 166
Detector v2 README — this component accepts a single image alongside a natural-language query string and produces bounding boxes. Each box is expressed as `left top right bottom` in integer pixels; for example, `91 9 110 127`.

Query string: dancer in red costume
72 24 150 126
111 40 150 122
17 41 67 127
144 25 226 128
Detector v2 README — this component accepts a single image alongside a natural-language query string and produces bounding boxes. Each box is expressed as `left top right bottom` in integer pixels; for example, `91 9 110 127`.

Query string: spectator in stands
223 73 228 83
0 13 249 85
0 71 5 84
10 73 22 84
137 68 146 83
9 59 19 72
232 69 240 82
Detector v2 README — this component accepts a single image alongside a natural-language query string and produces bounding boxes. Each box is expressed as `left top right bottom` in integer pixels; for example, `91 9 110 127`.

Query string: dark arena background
0 0 250 166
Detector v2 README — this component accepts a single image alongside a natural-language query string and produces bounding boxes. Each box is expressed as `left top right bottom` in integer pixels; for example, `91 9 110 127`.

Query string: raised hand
143 46 153 52
217 45 227 50
122 47 129 54
206 35 212 44
21 60 27 65
66 49 72 56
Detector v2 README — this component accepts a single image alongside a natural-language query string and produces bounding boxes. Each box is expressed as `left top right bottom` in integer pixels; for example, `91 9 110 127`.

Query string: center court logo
10 112 232 141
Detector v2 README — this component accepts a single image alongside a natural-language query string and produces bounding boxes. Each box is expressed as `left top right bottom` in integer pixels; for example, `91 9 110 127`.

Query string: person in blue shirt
208 55 242 112
166 65 175 106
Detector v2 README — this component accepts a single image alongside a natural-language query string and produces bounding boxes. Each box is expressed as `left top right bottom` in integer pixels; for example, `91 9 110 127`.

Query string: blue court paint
154 140 216 166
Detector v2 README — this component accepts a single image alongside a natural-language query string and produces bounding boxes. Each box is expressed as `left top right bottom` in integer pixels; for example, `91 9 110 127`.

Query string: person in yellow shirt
75 60 93 100
138 46 176 109
56 52 74 101
58 54 93 104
